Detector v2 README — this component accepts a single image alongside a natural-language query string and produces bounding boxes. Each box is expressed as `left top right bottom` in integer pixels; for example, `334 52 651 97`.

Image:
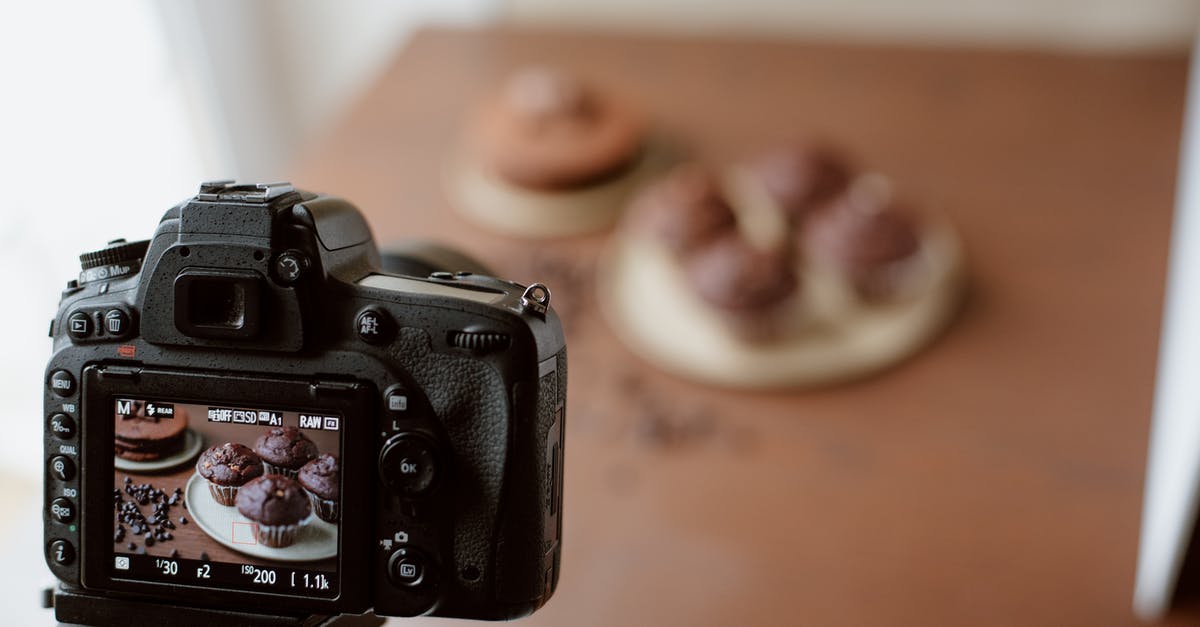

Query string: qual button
48 455 76 481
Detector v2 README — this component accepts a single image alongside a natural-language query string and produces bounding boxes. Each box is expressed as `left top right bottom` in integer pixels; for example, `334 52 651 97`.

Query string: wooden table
293 27 1188 626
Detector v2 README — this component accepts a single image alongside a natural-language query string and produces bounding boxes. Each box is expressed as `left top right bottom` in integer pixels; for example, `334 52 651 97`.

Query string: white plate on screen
183 472 337 562
114 429 204 473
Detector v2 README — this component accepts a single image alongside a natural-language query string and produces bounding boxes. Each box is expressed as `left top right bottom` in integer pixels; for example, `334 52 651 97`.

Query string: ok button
379 433 439 498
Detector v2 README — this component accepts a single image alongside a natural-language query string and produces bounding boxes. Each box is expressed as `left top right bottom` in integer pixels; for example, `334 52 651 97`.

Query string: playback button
67 312 91 340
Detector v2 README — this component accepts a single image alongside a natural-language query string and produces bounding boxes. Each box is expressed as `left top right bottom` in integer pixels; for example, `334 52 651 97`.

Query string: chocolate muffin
750 143 850 220
253 426 318 478
631 165 737 255
298 454 340 523
471 66 645 191
684 232 799 341
197 443 264 506
805 174 921 301
114 403 189 462
235 474 312 548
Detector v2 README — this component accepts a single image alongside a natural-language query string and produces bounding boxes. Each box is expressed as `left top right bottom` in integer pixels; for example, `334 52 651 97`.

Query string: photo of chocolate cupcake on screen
448 65 673 238
114 398 203 472
113 398 342 590
599 141 966 389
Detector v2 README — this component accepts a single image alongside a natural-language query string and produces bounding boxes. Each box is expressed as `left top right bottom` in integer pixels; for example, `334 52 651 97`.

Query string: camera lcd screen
110 397 342 598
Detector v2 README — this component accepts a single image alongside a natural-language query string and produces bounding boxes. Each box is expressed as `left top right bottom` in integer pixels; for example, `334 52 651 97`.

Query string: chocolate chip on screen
201 552 210 562
114 478 186 551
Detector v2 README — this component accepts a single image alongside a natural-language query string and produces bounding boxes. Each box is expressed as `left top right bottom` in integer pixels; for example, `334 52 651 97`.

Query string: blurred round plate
184 472 337 562
114 429 204 473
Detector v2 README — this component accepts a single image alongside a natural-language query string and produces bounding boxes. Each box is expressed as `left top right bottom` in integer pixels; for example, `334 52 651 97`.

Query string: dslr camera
42 182 566 623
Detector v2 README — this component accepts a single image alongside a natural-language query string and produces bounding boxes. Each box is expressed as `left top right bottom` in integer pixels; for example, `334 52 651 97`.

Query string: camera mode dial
78 239 150 284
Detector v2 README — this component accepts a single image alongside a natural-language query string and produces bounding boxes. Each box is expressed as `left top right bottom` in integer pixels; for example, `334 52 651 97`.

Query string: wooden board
292 27 1188 625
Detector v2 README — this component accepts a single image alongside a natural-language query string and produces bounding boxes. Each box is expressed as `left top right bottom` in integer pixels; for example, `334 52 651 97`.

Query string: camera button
48 370 76 397
379 433 438 498
356 308 393 344
387 547 428 587
48 456 76 481
48 413 76 440
384 387 408 413
103 309 131 337
48 540 75 566
50 497 77 524
67 312 92 339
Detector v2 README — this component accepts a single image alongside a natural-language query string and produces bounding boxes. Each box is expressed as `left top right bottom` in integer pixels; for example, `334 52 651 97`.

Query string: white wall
506 0 1200 50
156 0 496 181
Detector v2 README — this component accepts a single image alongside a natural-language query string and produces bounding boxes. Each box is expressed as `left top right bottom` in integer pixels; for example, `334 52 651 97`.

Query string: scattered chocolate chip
201 552 210 562
144 535 155 547
179 516 188 525
170 549 179 559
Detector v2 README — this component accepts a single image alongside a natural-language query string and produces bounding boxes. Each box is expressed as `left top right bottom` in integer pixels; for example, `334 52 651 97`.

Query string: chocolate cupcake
805 174 921 301
196 443 264 506
235 474 311 548
114 402 189 462
750 143 850 220
297 454 340 523
684 232 799 342
631 165 737 255
253 426 318 478
471 66 645 191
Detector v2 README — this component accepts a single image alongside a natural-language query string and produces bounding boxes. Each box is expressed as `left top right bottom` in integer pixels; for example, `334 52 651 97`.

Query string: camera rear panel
43 183 567 621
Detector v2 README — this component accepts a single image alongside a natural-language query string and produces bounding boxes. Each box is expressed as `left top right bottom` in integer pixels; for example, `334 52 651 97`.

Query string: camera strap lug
519 283 551 318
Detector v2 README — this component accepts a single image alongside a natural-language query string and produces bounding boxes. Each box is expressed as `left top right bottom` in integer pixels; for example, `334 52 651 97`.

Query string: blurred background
2 1 1198 625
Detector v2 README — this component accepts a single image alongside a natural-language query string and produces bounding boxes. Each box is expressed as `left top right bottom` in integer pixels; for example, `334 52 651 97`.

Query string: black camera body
42 182 566 622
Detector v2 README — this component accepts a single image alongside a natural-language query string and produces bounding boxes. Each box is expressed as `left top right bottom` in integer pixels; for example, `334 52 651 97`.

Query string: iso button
50 497 76 524
379 433 439 498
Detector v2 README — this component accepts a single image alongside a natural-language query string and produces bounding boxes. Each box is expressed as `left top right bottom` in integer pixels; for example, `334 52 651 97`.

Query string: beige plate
446 140 673 239
597 223 966 389
184 472 337 562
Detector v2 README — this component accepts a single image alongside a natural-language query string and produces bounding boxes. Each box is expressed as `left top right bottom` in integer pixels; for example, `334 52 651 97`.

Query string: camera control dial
78 239 150 284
